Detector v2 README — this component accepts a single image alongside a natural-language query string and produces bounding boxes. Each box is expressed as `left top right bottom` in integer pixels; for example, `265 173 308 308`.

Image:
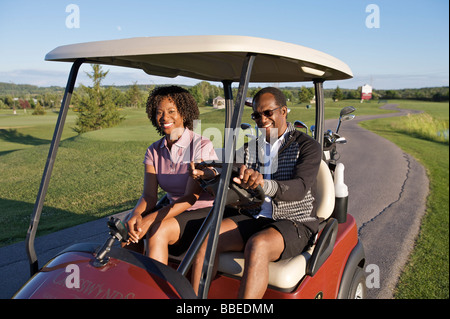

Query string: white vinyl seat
218 160 335 291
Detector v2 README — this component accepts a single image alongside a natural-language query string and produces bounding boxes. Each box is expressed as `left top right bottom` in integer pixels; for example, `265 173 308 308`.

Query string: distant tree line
374 87 449 102
1 81 448 112
2 72 448 134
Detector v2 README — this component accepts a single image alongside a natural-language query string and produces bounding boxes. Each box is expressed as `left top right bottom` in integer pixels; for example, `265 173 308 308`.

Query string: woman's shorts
170 206 240 256
169 207 211 256
227 214 313 260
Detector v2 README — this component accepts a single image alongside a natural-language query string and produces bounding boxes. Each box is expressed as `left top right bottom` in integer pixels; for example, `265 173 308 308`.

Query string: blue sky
0 0 448 90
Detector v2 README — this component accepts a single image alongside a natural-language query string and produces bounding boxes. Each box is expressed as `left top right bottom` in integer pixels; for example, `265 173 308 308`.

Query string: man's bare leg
238 227 284 299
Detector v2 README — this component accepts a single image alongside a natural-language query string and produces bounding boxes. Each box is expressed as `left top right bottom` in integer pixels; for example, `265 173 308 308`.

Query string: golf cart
14 35 365 299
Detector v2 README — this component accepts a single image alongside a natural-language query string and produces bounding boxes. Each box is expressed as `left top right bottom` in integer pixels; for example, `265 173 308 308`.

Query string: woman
124 85 217 265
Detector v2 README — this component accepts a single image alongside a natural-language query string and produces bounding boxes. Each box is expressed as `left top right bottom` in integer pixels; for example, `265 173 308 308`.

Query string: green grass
0 108 153 245
0 137 150 245
0 110 78 154
360 100 449 299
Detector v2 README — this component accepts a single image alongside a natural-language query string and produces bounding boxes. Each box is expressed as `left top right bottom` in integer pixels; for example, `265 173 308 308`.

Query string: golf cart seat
218 160 336 291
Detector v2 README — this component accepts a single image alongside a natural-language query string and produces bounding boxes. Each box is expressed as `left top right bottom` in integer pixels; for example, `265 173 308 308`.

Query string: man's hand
233 164 264 190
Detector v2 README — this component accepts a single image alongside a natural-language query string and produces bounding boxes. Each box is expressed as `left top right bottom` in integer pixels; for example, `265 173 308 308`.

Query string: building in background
361 84 372 101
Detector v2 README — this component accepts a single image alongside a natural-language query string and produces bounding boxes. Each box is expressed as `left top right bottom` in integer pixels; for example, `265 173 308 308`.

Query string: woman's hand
126 213 143 244
189 161 218 180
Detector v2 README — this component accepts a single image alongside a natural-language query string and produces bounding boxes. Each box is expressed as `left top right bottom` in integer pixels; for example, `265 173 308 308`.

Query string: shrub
32 102 46 115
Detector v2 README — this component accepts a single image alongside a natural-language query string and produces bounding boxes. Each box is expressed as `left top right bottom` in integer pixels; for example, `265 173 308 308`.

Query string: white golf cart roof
45 35 353 82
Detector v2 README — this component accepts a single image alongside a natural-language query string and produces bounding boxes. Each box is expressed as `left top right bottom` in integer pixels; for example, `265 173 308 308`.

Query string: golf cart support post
23 35 353 299
26 58 85 276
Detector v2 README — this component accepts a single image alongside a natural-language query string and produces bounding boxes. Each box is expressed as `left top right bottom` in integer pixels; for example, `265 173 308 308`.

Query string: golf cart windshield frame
25 36 351 298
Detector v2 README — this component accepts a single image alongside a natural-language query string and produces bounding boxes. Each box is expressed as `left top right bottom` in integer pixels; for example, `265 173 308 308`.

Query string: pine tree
126 81 143 108
298 86 314 103
332 86 344 102
74 64 124 133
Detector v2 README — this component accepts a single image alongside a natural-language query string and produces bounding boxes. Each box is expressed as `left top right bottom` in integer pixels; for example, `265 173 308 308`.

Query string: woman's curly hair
146 85 199 136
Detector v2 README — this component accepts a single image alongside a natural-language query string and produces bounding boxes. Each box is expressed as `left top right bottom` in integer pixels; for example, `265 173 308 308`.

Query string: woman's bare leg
191 218 244 295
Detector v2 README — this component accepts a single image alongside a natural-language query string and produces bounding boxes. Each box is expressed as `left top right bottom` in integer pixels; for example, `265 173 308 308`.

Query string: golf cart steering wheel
196 163 265 210
228 165 265 209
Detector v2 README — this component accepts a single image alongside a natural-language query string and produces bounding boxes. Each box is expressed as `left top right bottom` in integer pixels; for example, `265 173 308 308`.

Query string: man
191 87 322 298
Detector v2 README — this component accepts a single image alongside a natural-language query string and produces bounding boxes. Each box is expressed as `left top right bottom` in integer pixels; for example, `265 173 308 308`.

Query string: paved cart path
324 104 428 299
0 104 429 299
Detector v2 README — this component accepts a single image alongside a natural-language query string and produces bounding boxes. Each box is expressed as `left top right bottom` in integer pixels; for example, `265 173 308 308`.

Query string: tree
18 99 30 110
332 86 344 101
74 64 124 133
86 64 109 95
384 90 400 99
126 82 144 108
3 95 14 108
188 81 223 106
282 89 293 104
298 86 314 103
345 88 360 99
189 85 204 106
248 87 261 98
109 86 127 108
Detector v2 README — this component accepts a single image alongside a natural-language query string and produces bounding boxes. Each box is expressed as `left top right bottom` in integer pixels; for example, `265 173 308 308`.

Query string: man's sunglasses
251 106 283 120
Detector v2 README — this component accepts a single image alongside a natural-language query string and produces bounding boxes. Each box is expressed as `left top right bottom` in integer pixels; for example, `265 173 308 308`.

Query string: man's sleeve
271 137 322 202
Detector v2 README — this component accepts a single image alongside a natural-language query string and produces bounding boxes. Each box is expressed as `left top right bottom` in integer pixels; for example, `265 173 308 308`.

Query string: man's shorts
227 213 313 260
